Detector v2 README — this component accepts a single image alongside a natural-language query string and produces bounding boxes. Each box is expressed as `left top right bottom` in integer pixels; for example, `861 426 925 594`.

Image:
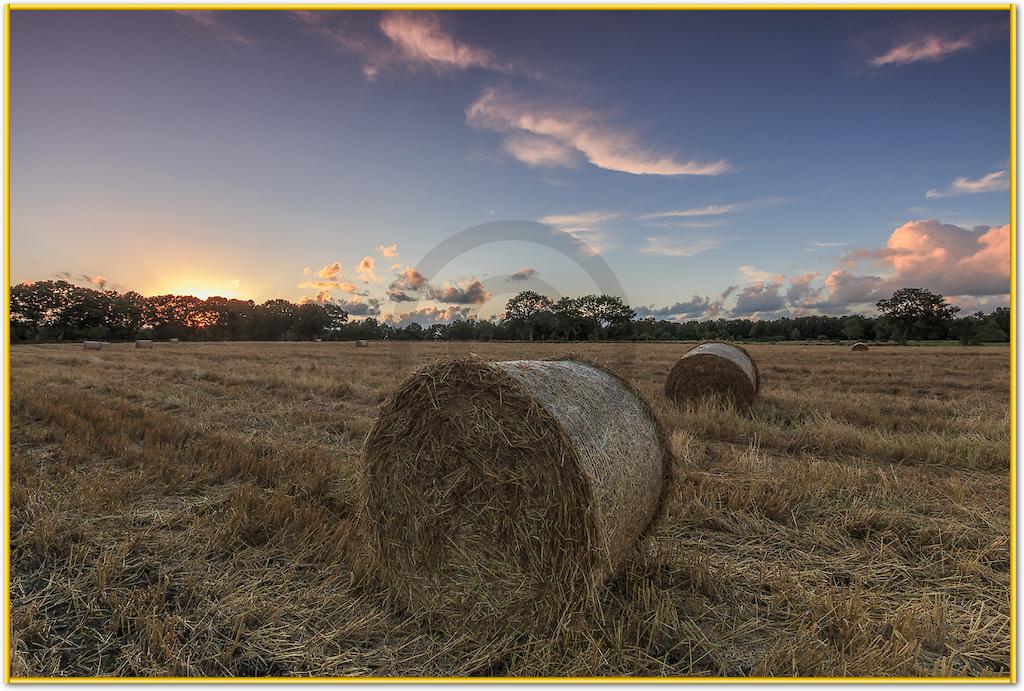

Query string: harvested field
8 341 1011 678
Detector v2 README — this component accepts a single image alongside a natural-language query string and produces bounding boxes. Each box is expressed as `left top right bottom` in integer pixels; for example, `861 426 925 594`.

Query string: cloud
176 11 253 45
389 266 428 291
376 243 398 258
303 267 312 276
809 220 1010 311
508 267 537 282
869 33 974 67
81 274 108 290
811 241 851 248
639 203 742 220
428 279 492 305
731 276 786 317
926 169 1010 199
292 11 510 81
467 86 730 176
298 279 361 294
539 210 618 255
501 134 579 168
639 237 721 257
739 266 781 283
786 272 820 304
635 296 715 320
318 262 342 279
378 12 504 73
356 256 380 283
382 305 473 327
298 290 333 305
335 297 381 316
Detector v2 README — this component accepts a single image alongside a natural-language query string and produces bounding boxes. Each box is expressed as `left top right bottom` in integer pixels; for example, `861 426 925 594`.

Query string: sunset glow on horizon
10 9 1011 325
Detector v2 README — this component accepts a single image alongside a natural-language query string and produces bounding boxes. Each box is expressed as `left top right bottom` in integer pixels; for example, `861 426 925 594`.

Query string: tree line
9 281 1010 345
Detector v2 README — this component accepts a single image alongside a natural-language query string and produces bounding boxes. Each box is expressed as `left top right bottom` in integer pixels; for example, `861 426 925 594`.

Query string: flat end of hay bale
360 355 669 632
851 342 869 351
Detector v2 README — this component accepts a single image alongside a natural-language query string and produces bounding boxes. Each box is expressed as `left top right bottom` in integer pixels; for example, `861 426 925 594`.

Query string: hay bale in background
356 340 369 348
169 338 179 344
135 340 154 349
664 341 760 408
314 338 322 343
82 341 105 351
361 356 670 631
851 342 869 352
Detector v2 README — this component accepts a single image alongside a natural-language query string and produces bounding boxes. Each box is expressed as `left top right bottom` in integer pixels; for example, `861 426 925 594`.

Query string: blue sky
10 9 1012 324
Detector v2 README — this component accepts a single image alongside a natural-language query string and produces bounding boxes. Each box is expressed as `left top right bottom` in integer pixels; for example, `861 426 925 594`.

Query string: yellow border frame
2 2 1016 684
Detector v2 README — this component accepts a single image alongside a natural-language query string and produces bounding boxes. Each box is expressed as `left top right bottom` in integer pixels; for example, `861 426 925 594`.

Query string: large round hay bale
356 340 369 347
361 356 670 630
664 341 760 408
135 339 154 349
82 341 104 351
851 342 869 352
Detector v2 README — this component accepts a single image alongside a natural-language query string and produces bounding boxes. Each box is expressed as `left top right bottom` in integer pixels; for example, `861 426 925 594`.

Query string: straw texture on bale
135 340 154 349
361 356 670 631
356 340 369 347
851 342 870 351
664 341 760 408
82 341 104 351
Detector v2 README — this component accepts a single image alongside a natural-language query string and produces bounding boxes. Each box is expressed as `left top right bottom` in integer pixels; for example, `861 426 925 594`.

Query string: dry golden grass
9 341 1010 677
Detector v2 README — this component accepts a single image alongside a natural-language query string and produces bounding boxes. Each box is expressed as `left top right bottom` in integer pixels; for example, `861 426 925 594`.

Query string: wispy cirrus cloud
639 203 742 220
467 86 730 176
869 33 974 67
292 11 514 81
176 11 253 46
539 211 619 256
926 169 1010 199
638 236 721 258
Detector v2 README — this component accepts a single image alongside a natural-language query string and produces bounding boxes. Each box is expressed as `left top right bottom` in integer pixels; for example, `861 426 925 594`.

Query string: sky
10 9 1012 325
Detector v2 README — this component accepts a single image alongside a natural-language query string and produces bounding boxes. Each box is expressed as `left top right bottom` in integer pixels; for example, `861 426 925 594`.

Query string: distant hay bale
135 340 154 349
356 340 369 347
314 338 322 343
82 341 104 351
664 341 760 408
851 342 869 352
361 356 670 631
169 338 179 344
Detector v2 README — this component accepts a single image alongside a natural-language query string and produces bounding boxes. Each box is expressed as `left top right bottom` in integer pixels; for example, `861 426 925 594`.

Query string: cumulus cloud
176 11 253 45
382 305 473 327
356 256 380 283
376 243 398 258
731 276 786 317
786 272 820 304
869 33 975 67
318 262 342 279
635 296 714 319
508 267 537 281
467 86 730 176
335 297 382 316
298 290 333 305
639 237 721 257
926 169 1010 199
428 279 492 305
385 266 429 302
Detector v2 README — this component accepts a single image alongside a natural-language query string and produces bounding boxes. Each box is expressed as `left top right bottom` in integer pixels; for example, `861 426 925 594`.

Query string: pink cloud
467 86 730 176
356 256 380 283
926 169 1009 199
869 34 974 67
176 11 253 46
376 243 398 258
379 12 501 73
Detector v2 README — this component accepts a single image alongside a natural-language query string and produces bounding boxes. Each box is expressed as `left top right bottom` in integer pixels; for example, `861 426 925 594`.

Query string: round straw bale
135 339 154 349
169 338 179 344
664 341 760 408
361 356 670 630
82 341 104 351
356 339 369 347
851 342 869 352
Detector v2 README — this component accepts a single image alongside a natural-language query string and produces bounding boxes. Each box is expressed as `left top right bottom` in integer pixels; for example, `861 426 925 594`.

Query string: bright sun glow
161 278 245 301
